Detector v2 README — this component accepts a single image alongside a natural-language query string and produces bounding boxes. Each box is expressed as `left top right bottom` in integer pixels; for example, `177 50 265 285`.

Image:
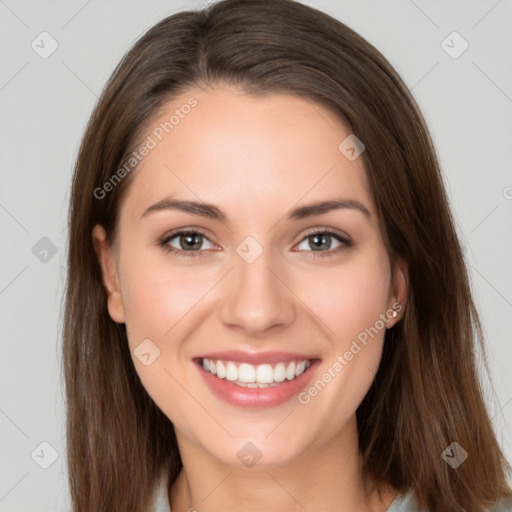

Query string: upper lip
195 350 318 365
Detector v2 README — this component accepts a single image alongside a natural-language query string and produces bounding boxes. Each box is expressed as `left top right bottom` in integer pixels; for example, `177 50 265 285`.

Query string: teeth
273 362 286 382
238 363 256 383
256 364 274 383
225 361 238 381
201 358 311 386
285 362 296 380
216 360 226 379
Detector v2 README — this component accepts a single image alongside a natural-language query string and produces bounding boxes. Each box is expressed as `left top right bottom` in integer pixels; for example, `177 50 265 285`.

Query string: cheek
299 250 391 345
117 248 213 430
291 251 391 432
119 248 215 346
117 247 222 421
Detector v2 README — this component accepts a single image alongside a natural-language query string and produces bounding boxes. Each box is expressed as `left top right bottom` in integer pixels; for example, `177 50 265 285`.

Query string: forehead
120 85 374 221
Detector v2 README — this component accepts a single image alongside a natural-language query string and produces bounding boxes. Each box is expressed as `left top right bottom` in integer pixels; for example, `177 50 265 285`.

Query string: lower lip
195 359 321 408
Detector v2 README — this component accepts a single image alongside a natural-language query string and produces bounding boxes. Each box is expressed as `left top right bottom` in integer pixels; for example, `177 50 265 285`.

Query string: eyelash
158 227 352 259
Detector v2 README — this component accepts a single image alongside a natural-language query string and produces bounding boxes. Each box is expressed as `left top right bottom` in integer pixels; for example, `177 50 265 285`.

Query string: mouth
193 353 321 408
200 358 312 387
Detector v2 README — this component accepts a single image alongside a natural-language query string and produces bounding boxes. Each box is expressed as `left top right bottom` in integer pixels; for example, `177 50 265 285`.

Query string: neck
169 415 397 512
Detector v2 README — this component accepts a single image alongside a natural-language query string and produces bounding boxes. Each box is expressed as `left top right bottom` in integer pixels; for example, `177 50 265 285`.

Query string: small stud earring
392 310 398 318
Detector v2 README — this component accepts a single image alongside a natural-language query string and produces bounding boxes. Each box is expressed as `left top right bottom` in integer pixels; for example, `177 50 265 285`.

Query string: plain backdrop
0 0 511 510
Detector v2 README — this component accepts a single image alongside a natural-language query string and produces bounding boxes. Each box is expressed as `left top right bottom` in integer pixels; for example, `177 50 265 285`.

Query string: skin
93 85 408 512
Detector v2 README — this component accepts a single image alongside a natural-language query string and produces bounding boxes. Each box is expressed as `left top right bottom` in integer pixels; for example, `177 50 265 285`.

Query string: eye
294 228 352 258
158 227 352 259
159 229 216 258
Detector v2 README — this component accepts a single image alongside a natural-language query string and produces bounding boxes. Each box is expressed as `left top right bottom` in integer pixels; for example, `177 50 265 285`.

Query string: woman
62 0 512 510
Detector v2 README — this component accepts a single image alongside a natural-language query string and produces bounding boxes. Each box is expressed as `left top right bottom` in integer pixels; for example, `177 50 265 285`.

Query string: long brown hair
62 1 511 510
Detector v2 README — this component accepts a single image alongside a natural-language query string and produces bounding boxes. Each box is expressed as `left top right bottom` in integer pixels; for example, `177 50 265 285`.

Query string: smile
194 352 320 408
202 358 312 388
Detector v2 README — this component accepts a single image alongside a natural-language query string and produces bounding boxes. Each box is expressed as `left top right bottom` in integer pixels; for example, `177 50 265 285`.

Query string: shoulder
386 492 422 512
150 474 172 512
387 491 512 512
488 494 512 512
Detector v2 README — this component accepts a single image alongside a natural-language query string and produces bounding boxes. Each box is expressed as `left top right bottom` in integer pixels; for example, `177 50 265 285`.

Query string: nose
219 249 296 338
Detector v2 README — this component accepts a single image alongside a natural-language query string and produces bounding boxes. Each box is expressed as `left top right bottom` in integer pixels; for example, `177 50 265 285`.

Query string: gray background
0 0 511 510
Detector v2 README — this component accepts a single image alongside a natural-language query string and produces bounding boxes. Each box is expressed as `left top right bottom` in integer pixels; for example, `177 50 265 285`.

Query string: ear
92 224 126 323
386 257 408 328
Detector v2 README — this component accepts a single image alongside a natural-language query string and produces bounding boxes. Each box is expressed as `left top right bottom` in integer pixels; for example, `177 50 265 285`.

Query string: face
93 85 406 469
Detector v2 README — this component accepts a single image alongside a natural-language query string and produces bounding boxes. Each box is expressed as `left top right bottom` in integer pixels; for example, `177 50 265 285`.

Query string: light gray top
151 477 512 512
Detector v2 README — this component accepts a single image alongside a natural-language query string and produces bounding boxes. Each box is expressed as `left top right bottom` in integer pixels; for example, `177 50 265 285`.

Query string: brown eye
159 230 215 257
175 232 204 251
295 229 351 257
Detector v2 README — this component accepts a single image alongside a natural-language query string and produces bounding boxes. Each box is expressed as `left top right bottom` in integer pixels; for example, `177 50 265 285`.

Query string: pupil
311 234 330 251
181 233 202 250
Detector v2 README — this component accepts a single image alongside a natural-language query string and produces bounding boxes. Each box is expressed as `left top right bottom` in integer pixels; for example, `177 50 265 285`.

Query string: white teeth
273 362 286 382
286 361 296 380
225 361 238 381
256 364 274 384
201 358 312 386
216 360 226 379
238 363 256 383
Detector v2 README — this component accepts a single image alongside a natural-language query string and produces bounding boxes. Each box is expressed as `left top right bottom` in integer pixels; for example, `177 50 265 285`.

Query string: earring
392 310 398 318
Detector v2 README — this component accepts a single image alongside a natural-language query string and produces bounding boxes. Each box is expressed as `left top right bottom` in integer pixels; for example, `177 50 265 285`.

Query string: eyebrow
140 196 371 222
